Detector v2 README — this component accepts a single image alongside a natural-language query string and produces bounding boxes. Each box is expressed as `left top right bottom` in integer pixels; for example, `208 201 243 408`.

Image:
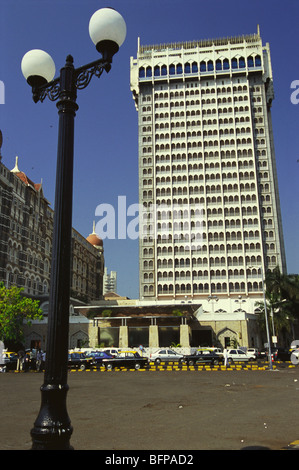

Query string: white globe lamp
89 8 126 62
21 49 56 87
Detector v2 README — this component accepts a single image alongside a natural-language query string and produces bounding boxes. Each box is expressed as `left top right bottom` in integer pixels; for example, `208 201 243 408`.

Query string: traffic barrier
11 360 296 373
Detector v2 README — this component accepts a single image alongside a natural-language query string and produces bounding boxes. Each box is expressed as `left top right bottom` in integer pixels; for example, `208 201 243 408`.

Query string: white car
246 348 259 360
150 349 184 364
197 347 223 356
291 348 299 365
225 349 250 363
101 348 121 357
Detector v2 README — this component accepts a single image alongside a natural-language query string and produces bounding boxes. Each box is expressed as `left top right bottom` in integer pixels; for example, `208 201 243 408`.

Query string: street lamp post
251 265 273 370
270 298 287 347
248 265 273 369
21 8 126 450
270 307 276 347
260 266 273 370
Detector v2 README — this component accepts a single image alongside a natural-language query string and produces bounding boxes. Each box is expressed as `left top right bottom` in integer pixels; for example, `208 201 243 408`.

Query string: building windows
139 54 263 81
134 37 286 300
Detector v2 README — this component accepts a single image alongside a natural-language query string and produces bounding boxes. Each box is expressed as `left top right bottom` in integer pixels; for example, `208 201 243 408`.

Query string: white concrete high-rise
130 28 286 308
103 267 117 294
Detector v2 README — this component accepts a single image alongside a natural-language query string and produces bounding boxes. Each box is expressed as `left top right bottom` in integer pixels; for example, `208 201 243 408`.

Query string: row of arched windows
153 280 263 295
154 149 253 161
153 85 249 100
5 266 49 295
139 56 262 78
156 268 260 279
154 126 252 140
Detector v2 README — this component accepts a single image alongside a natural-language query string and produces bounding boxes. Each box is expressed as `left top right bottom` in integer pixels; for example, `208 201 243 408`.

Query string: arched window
146 66 152 77
161 65 167 76
247 56 254 67
177 63 183 74
169 64 175 75
185 63 191 73
231 58 238 69
239 57 245 68
139 67 145 78
255 55 261 67
200 61 206 72
192 62 198 73
207 60 213 71
216 59 222 71
154 65 160 77
223 59 229 70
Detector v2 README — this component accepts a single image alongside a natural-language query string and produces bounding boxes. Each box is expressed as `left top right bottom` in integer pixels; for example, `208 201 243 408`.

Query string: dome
86 222 103 247
87 233 103 247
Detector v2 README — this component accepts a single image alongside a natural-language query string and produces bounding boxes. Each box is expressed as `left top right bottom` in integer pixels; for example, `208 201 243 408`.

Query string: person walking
41 351 46 371
0 341 6 373
17 349 25 371
223 348 228 367
36 349 43 371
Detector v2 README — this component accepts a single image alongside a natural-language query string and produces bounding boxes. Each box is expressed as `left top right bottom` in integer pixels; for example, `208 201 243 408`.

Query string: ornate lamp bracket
31 56 110 103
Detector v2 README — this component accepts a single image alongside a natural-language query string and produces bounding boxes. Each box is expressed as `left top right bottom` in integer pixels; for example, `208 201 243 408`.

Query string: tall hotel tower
130 28 286 308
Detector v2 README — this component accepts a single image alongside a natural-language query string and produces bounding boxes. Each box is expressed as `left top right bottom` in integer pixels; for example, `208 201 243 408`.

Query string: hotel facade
0 153 105 306
130 29 286 300
127 28 287 346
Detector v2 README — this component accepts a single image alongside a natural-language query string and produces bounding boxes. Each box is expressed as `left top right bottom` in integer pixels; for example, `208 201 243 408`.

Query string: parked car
101 348 121 357
260 347 291 362
68 352 95 370
88 350 114 366
246 348 259 360
225 349 250 363
290 348 299 364
197 347 223 355
102 351 148 370
271 347 291 361
183 350 224 366
274 347 291 361
150 349 184 365
3 352 18 371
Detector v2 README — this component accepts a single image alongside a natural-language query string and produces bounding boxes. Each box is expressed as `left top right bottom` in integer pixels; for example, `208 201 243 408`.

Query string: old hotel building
0 150 105 348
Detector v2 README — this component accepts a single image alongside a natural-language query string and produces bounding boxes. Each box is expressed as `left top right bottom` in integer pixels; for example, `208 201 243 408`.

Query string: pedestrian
0 341 6 373
223 348 228 367
42 351 46 370
17 349 25 371
36 349 43 371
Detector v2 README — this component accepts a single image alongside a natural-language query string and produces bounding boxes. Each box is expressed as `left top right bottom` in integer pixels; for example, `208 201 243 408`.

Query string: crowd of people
0 342 46 372
16 348 46 371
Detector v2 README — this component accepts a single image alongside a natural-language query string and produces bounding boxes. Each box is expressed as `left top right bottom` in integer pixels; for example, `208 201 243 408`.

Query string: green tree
102 309 112 317
0 283 43 347
255 291 293 338
266 267 299 314
172 309 183 317
255 266 299 343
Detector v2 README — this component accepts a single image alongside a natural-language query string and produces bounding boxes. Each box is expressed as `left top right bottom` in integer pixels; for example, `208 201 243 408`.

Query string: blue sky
0 0 298 299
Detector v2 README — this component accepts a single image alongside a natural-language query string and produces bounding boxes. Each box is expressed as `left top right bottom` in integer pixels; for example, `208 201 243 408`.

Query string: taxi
102 350 148 370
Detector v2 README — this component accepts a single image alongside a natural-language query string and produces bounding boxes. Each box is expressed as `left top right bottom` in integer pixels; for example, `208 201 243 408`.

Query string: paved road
1 367 299 451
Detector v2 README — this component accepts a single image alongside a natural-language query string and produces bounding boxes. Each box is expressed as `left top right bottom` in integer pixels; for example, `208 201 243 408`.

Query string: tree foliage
0 283 43 346
255 267 299 341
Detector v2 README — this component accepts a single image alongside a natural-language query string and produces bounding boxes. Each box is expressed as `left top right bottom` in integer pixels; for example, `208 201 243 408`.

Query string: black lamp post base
31 383 73 450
